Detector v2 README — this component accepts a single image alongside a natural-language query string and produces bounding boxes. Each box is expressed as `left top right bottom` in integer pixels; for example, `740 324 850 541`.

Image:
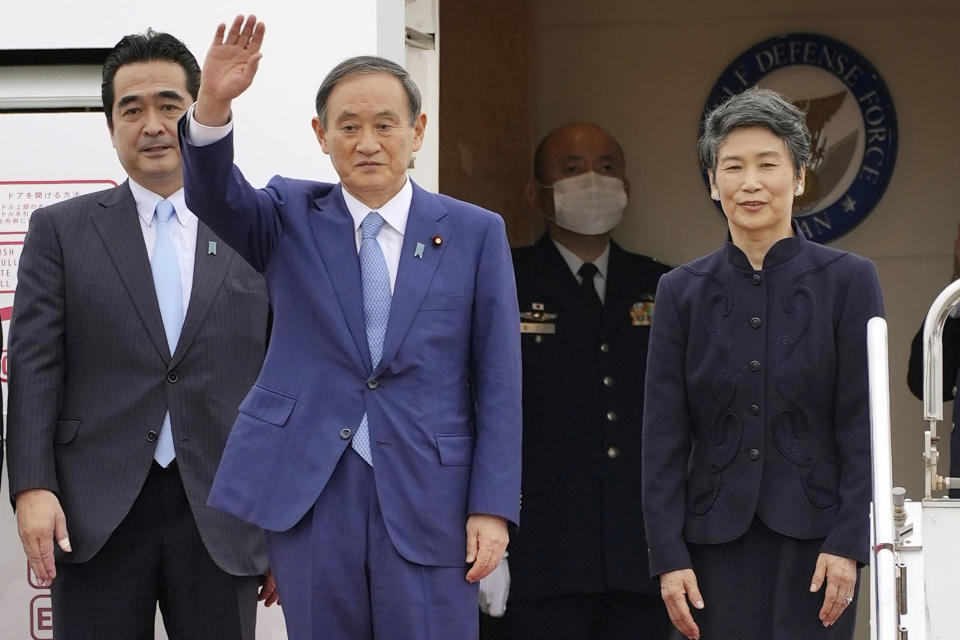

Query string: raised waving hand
196 15 265 126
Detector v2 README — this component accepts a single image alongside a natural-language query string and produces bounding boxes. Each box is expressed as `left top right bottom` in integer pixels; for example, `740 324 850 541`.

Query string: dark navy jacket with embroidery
641 228 884 577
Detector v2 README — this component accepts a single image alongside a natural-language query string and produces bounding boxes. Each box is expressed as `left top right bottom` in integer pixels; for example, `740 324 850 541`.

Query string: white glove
478 555 510 617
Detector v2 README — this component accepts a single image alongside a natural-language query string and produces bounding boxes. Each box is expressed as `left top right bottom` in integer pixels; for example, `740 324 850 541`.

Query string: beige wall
532 1 960 635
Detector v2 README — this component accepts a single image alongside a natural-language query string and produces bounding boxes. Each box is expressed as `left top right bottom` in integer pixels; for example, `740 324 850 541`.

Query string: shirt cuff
186 103 233 146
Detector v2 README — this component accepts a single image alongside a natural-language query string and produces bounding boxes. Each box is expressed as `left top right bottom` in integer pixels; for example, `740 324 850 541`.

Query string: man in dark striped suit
6 30 274 639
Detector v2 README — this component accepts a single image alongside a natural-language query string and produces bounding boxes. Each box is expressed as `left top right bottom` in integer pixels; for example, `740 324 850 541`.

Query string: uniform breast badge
629 297 655 326
520 301 557 336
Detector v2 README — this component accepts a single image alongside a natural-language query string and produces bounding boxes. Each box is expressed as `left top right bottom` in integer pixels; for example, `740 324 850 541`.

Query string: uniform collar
551 238 611 281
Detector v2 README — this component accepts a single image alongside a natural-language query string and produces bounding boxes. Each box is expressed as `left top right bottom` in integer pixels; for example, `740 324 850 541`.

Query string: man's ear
311 117 329 154
524 181 540 212
411 113 427 152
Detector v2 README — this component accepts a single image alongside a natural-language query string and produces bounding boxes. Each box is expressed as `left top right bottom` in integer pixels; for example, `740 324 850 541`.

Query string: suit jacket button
606 411 618 422
167 371 179 383
600 342 610 353
367 379 379 390
602 376 614 387
147 430 159 442
749 360 761 372
606 446 620 459
749 316 762 329
750 404 761 416
749 448 761 461
340 428 352 440
752 273 762 285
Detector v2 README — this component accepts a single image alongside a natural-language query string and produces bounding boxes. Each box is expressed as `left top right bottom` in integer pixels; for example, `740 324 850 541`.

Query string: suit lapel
170 222 234 367
308 185 372 373
90 181 170 361
377 184 450 372
527 235 581 314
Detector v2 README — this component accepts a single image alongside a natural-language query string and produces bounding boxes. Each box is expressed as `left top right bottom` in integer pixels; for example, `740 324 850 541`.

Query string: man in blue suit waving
179 15 522 639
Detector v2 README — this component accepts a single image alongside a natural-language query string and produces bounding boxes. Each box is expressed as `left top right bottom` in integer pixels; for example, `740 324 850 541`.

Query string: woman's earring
711 190 720 201
795 186 804 196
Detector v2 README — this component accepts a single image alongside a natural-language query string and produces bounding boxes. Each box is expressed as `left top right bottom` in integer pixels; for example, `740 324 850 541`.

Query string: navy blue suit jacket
642 231 883 576
179 126 522 568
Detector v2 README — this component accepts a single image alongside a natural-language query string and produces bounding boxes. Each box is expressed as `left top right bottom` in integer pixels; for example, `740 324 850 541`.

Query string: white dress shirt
185 104 410 291
128 179 197 311
340 182 410 293
552 239 610 303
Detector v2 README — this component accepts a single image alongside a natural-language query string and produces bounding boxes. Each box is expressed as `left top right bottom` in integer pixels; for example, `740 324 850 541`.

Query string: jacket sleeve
642 273 694 576
6 207 66 504
466 213 523 527
821 256 885 564
178 116 286 273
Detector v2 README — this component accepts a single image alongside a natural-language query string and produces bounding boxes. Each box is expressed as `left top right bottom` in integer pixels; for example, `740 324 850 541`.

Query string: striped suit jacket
5 181 269 575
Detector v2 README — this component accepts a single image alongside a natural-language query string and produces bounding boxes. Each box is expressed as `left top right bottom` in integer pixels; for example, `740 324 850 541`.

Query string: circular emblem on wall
705 33 897 244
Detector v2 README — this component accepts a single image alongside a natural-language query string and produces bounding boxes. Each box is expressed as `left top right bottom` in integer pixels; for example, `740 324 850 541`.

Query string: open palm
202 15 265 103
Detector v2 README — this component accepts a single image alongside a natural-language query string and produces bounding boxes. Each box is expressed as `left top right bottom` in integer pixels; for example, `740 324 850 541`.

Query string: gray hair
315 55 421 127
698 87 811 180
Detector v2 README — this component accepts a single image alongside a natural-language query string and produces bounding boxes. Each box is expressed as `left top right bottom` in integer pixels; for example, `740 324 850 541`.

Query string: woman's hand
659 568 704 639
810 552 857 627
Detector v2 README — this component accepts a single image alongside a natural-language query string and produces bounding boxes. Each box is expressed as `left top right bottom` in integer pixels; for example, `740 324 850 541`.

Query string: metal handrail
868 317 898 640
921 278 960 494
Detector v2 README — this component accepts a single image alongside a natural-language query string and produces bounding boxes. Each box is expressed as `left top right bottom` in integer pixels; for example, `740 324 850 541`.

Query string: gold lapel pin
431 235 443 247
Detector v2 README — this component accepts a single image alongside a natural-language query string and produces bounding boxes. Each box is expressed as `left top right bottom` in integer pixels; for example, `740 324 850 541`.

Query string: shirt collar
552 238 611 281
342 178 413 236
129 179 193 228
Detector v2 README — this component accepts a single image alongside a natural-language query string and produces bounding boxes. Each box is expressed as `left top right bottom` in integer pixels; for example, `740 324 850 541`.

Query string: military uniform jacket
509 236 668 600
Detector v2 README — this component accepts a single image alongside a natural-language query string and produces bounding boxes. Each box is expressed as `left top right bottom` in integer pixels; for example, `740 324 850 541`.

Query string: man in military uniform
493 122 670 639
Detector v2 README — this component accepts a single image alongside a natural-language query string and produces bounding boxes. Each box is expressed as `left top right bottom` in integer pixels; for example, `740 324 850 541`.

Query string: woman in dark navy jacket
641 88 884 640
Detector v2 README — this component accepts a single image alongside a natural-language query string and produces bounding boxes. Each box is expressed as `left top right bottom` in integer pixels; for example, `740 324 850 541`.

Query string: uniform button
607 447 620 459
603 376 614 387
534 335 543 344
340 428 352 440
752 274 762 285
749 360 761 372
749 316 762 329
367 379 379 390
749 448 761 461
606 411 618 422
167 371 179 383
600 342 610 353
750 404 760 416
146 430 158 442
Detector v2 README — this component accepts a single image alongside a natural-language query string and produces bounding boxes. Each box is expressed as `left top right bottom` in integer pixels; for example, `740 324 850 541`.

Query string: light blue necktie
353 212 392 465
151 199 183 467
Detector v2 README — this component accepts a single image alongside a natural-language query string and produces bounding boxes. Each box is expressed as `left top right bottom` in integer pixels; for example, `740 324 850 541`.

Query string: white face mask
543 171 627 235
